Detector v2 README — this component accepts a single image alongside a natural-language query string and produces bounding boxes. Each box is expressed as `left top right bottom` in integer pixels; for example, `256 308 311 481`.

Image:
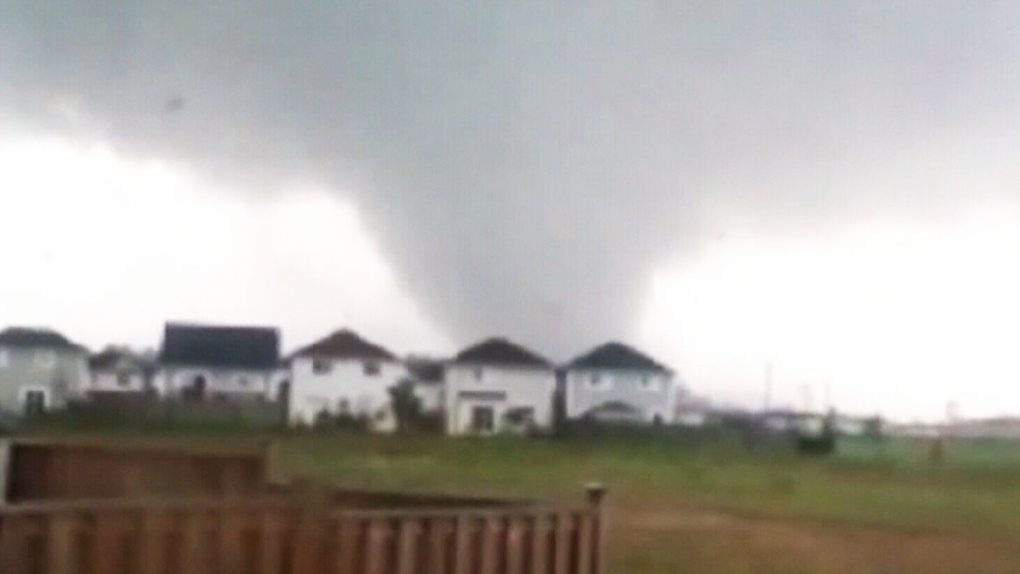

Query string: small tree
388 379 424 433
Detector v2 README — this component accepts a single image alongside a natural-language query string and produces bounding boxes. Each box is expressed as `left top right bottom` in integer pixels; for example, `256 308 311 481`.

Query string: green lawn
278 433 1020 536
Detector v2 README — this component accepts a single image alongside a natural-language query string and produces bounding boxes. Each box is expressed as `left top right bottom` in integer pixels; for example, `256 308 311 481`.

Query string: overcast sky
1 2 1019 421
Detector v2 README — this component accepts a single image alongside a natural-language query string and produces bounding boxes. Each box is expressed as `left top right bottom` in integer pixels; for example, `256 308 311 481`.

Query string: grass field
25 428 1020 573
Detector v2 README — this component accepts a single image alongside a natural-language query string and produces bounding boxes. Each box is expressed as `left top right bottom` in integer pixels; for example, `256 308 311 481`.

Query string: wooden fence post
263 439 284 485
584 483 607 574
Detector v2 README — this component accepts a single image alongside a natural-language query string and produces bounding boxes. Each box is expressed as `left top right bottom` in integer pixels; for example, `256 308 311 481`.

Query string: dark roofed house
564 342 676 426
156 323 283 402
405 356 446 414
87 347 155 395
287 328 404 431
445 337 556 436
0 327 89 417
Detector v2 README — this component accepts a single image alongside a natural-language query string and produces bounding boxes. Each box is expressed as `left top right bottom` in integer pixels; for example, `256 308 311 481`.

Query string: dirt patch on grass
612 503 1020 573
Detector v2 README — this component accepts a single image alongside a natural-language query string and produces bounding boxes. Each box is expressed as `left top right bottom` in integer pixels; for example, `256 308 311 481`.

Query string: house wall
89 363 148 393
565 368 675 423
288 357 406 426
414 383 444 414
155 366 275 400
445 365 556 436
0 346 88 414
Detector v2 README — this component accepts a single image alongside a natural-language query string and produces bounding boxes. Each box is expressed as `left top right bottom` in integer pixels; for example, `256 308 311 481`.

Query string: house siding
565 368 675 423
155 366 275 400
90 369 147 393
445 365 556 435
288 357 406 426
0 346 87 414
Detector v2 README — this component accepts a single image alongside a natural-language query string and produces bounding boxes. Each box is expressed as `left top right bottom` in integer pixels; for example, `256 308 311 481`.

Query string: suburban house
563 342 676 425
405 356 445 414
155 323 282 401
287 328 405 430
445 338 556 436
86 347 155 395
0 327 89 416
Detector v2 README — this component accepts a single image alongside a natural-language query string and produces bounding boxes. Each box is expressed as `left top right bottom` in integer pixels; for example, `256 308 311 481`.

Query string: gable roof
567 342 671 373
0 327 84 351
291 329 396 361
452 338 552 368
159 323 280 369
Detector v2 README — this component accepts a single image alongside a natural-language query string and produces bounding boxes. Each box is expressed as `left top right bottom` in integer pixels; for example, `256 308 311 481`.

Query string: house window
238 376 250 387
34 350 56 369
22 389 48 416
116 372 132 388
312 359 332 375
470 406 495 433
0 349 8 368
473 367 484 381
588 373 612 391
641 376 660 393
504 407 535 428
363 361 381 376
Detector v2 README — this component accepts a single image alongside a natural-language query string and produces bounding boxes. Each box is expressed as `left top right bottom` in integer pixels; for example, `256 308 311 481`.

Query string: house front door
470 405 495 434
22 390 46 416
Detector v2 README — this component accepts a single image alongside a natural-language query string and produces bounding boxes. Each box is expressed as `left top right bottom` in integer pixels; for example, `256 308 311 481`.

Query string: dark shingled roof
567 342 671 373
453 338 551 368
291 329 396 360
0 327 83 350
159 323 280 369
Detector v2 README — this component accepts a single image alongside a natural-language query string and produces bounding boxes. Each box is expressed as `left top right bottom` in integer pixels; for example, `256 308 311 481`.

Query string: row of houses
0 323 680 435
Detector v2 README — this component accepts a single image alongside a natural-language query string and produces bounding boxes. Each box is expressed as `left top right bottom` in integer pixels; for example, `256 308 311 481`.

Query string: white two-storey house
563 342 676 425
287 329 405 431
445 338 556 436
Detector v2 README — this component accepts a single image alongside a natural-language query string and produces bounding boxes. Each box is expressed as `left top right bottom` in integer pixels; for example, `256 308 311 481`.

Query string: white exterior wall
157 366 275 399
89 369 147 393
445 365 556 436
413 383 444 414
565 369 676 424
288 357 406 426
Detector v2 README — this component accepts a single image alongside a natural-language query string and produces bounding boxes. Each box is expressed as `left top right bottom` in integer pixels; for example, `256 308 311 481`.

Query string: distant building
155 323 282 402
86 347 155 395
563 342 676 425
0 327 88 416
445 338 556 436
405 357 445 414
287 328 405 431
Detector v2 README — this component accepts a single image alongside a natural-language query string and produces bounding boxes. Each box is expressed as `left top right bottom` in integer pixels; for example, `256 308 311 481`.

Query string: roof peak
292 328 396 360
453 337 551 368
568 341 670 373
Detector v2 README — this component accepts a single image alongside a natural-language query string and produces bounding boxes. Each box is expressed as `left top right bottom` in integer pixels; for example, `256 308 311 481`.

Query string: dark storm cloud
1 2 1017 355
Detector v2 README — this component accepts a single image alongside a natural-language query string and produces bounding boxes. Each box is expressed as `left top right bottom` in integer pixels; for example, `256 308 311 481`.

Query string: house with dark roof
563 342 676 425
287 328 404 430
155 322 284 402
86 347 155 395
405 356 446 414
444 337 556 436
0 327 89 416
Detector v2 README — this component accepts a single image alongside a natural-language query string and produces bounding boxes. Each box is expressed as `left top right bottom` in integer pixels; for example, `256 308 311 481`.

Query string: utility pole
763 362 773 413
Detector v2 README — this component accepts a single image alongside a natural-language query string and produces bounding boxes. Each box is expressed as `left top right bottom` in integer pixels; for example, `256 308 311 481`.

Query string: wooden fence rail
2 438 270 502
0 491 606 574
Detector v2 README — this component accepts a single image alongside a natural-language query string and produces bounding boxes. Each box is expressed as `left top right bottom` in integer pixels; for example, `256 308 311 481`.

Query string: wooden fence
2 438 270 502
0 487 606 574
